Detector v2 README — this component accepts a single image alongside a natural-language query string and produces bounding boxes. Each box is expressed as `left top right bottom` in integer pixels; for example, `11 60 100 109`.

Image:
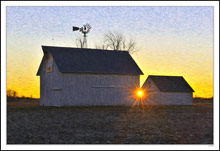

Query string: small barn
37 46 143 106
141 75 194 105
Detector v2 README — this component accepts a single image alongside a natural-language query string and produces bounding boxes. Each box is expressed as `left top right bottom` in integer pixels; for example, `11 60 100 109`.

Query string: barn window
46 54 53 72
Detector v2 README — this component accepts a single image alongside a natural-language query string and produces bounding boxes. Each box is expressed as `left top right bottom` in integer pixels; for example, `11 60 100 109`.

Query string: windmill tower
72 24 91 48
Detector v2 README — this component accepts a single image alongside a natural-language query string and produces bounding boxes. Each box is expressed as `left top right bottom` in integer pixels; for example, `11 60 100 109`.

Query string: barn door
51 88 62 106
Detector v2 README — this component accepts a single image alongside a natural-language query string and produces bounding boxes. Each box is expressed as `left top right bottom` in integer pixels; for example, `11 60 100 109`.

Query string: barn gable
143 75 194 92
142 77 160 92
37 46 143 76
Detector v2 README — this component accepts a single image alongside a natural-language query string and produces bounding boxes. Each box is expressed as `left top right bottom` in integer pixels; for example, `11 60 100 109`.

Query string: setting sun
137 90 143 97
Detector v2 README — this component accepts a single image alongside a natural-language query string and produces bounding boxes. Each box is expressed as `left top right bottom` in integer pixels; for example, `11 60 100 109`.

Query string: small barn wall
39 55 140 106
144 92 193 105
142 78 193 105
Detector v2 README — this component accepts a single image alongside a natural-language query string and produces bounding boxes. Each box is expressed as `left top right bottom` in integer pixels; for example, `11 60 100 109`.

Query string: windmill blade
86 24 91 29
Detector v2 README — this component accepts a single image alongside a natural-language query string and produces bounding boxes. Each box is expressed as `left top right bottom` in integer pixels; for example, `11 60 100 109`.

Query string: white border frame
1 1 219 150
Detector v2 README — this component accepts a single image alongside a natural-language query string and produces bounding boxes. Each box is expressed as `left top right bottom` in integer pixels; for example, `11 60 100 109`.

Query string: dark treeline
7 89 39 101
193 97 213 103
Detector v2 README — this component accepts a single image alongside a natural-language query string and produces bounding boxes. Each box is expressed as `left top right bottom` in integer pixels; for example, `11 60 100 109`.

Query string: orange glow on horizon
6 45 213 99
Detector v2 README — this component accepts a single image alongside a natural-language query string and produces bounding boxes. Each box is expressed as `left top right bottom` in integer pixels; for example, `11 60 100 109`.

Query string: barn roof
146 75 194 92
37 46 143 75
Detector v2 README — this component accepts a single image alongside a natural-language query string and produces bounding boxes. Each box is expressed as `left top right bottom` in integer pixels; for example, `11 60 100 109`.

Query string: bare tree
13 91 17 98
7 89 12 98
75 35 84 48
7 89 18 100
96 31 137 54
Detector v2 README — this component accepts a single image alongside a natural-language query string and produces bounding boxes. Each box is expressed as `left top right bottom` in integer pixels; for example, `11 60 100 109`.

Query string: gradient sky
6 6 213 98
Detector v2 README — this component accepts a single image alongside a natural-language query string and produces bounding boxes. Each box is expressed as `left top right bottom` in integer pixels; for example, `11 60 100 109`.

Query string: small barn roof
37 46 143 75
146 75 194 92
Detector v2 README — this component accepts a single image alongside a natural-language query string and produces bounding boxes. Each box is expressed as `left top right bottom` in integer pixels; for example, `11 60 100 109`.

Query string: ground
7 99 213 144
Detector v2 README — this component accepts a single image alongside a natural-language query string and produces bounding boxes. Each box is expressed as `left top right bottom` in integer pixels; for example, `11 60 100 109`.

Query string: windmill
72 24 91 48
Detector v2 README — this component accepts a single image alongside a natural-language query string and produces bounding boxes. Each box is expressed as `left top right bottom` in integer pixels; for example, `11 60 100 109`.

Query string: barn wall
142 78 193 105
61 73 140 106
39 55 140 106
39 55 63 106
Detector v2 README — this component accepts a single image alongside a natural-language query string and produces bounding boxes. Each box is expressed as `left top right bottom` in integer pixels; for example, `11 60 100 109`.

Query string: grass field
7 99 213 144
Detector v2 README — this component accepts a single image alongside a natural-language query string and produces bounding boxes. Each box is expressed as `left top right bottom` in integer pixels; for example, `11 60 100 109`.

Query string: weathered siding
143 92 193 105
61 73 139 106
40 55 63 106
40 54 140 106
142 78 193 105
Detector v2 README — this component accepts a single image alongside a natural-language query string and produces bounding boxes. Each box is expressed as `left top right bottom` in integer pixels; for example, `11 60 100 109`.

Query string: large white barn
37 46 143 106
141 75 194 105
